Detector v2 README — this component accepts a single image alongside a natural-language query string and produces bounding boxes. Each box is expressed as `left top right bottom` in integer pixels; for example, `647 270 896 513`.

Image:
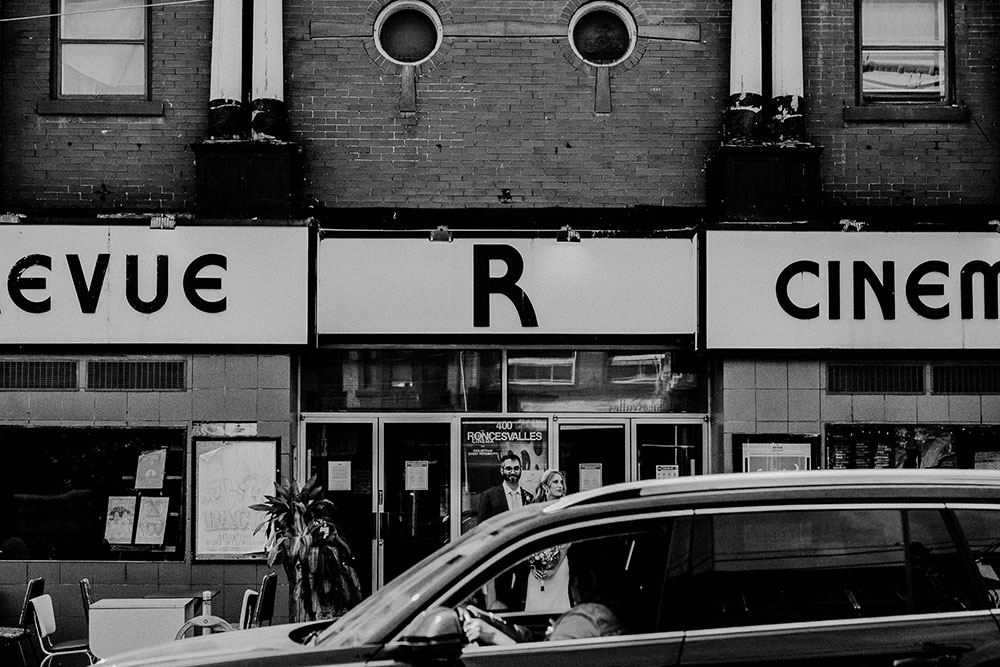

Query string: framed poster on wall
193 437 278 560
732 434 821 473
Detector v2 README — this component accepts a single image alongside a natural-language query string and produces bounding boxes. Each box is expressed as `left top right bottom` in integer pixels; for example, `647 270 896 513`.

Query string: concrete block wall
718 358 1000 473
0 354 295 639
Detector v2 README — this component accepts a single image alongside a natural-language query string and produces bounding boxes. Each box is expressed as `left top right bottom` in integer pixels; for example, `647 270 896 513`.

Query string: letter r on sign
472 245 538 328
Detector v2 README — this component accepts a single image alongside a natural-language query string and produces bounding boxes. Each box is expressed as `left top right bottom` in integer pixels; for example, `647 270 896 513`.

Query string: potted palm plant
251 475 362 621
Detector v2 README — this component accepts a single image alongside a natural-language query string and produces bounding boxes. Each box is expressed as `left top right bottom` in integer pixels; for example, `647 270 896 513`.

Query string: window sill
37 99 164 116
843 105 969 123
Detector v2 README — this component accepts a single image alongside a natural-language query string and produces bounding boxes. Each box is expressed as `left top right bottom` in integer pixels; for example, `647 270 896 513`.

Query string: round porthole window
568 1 637 67
374 1 443 66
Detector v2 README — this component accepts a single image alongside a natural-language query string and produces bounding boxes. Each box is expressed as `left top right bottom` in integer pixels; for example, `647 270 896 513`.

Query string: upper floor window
57 0 148 97
859 0 949 103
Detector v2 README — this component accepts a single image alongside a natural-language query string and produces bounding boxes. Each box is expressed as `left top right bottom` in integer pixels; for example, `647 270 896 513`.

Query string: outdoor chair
252 572 277 628
79 578 94 623
0 577 43 667
237 589 259 630
30 594 96 667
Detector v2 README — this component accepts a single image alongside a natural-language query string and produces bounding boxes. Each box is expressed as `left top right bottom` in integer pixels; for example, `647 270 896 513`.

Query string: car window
318 517 512 647
450 520 675 645
952 508 1000 608
686 508 977 630
906 509 979 613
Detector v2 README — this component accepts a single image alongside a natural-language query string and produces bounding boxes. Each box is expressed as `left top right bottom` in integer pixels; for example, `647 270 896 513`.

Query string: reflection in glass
636 423 702 478
382 423 450 583
0 427 184 561
508 350 705 413
692 510 908 627
862 50 943 98
861 0 945 101
301 350 502 412
558 423 626 494
305 423 374 597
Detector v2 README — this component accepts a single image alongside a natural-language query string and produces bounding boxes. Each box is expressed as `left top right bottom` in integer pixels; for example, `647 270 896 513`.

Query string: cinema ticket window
0 427 185 561
507 349 706 413
301 350 502 412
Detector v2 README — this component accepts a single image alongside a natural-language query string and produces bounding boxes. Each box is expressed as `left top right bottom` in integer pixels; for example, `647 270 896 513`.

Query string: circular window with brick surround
568 1 637 67
374 1 443 66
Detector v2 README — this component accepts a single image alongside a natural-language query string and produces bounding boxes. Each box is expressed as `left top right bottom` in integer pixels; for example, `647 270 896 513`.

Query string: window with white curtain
859 0 948 103
58 0 148 97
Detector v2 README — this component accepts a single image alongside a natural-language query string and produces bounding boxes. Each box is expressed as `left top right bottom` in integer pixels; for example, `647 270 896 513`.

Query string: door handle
894 657 958 667
893 644 965 667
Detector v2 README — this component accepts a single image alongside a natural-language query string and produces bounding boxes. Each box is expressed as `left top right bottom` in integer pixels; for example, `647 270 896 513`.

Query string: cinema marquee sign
705 231 1000 350
0 225 308 344
317 237 696 336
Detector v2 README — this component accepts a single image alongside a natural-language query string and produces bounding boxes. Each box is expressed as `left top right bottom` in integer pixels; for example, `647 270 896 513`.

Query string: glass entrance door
379 421 451 585
304 421 376 597
302 415 707 594
557 422 627 493
634 422 704 479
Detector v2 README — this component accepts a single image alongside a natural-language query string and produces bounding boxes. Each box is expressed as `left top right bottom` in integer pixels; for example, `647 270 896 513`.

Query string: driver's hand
462 612 516 647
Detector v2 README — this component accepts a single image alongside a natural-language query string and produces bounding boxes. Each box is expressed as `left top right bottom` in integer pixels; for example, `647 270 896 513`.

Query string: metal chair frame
79 578 94 623
252 572 278 628
0 577 44 667
237 589 259 630
30 594 96 667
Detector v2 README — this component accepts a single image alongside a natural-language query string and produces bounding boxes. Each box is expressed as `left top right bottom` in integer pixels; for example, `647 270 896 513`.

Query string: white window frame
56 0 150 99
858 0 951 104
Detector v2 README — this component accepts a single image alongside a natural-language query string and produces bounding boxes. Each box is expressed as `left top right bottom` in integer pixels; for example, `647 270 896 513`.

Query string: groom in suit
478 451 534 523
477 451 533 609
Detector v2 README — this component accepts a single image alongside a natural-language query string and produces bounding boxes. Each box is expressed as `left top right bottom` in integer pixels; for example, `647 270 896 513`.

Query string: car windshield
315 506 542 647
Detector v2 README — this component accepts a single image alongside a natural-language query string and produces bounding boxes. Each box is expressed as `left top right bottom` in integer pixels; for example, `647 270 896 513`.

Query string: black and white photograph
0 0 999 665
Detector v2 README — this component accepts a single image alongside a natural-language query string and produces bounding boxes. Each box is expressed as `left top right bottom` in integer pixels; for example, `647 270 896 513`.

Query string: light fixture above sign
429 225 453 242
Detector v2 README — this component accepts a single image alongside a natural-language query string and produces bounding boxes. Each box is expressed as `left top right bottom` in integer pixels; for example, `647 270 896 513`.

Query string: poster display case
193 437 278 560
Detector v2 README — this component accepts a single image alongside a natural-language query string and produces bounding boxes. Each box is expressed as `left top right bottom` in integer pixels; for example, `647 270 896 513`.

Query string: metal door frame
630 416 712 477
553 417 632 489
376 415 455 588
297 416 378 593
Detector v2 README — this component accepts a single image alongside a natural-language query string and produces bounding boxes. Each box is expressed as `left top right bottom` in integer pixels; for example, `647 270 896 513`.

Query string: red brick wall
2 0 997 213
0 0 211 211
286 0 729 209
802 0 1000 207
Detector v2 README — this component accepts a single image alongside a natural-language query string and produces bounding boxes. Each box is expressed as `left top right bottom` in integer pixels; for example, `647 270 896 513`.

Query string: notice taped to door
579 463 603 491
405 460 429 491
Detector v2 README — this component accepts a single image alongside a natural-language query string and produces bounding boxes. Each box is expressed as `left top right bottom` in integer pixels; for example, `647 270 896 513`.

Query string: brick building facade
0 0 998 651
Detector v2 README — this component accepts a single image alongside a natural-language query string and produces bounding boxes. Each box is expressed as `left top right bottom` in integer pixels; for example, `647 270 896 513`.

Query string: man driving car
462 539 625 645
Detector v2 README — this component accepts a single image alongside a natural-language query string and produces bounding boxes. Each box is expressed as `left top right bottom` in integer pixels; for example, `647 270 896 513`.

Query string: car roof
546 469 1000 512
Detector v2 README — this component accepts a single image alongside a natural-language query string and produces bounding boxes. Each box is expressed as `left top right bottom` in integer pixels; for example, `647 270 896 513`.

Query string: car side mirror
384 607 466 665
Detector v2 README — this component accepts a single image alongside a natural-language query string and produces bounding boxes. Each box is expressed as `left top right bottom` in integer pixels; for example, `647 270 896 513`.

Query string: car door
677 504 1000 667
376 512 689 667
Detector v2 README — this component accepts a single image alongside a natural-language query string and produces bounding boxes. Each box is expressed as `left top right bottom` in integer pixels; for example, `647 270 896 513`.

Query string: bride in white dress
524 470 570 612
